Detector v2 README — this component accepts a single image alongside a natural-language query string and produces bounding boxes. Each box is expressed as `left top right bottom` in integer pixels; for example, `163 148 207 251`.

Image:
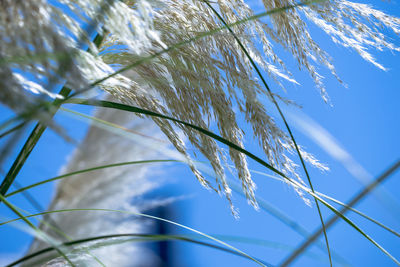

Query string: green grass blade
5 160 181 198
250 168 400 241
0 194 75 266
277 177 400 266
0 122 26 139
0 208 267 266
5 233 271 267
13 199 106 267
282 160 400 265
227 179 351 267
317 191 400 238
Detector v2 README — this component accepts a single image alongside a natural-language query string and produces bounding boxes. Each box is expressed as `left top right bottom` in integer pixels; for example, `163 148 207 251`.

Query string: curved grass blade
283 185 400 266
227 179 351 267
250 168 400 241
67 98 288 177
0 194 75 266
201 1 331 265
0 208 267 267
5 160 181 198
12 199 106 267
317 191 400 239
282 159 400 266
0 122 26 139
5 233 272 267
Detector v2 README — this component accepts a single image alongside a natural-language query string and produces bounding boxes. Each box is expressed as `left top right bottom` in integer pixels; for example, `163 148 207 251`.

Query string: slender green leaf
0 208 267 266
6 160 181 198
0 194 75 266
6 233 271 267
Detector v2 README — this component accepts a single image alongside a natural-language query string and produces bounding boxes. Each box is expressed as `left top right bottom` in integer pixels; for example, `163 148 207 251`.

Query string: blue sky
0 1 400 266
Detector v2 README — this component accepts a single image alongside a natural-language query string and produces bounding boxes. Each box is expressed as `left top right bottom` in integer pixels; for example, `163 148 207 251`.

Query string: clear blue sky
0 1 399 266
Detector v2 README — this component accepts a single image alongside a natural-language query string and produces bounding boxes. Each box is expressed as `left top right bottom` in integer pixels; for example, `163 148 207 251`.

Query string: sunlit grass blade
212 235 331 264
282 160 400 265
201 1 331 265
250 168 400 240
227 179 351 267
0 194 75 266
0 122 26 139
0 208 267 266
5 233 272 267
317 191 400 238
11 197 106 267
5 160 181 198
286 109 400 222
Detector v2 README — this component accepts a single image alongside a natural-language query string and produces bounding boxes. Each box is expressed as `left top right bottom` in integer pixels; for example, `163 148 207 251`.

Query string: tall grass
0 0 399 266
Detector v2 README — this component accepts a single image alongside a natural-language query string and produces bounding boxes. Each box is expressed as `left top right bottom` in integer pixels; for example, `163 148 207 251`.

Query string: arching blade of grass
316 190 400 239
280 180 400 266
0 208 267 267
201 1 331 265
0 194 75 266
5 160 181 198
212 235 333 264
250 167 400 240
65 99 400 265
0 122 26 139
281 159 400 266
5 233 272 267
227 179 351 267
11 198 106 267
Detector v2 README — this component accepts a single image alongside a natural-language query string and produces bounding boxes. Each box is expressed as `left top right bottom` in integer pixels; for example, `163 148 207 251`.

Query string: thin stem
6 233 271 267
281 159 400 266
0 194 75 266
